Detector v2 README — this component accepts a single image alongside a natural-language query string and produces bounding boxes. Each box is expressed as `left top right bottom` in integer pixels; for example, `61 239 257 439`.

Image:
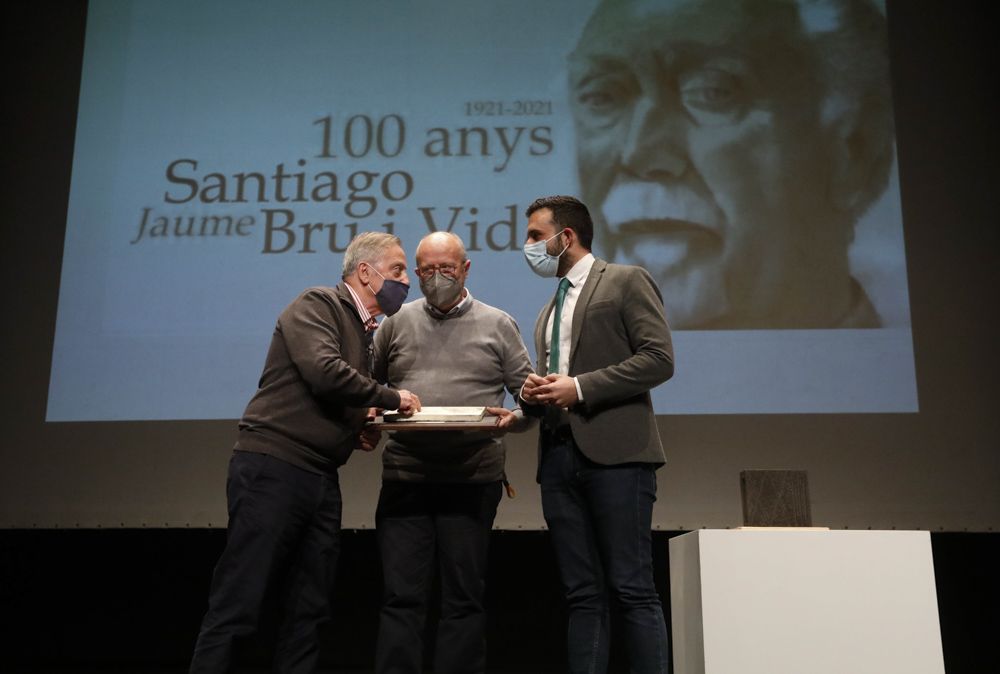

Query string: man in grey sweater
372 232 534 674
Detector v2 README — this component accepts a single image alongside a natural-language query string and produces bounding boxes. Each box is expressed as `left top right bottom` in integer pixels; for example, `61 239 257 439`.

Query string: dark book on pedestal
740 470 812 527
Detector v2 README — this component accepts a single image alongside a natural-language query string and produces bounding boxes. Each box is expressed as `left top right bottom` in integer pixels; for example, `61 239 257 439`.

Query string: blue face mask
523 229 568 277
368 266 409 316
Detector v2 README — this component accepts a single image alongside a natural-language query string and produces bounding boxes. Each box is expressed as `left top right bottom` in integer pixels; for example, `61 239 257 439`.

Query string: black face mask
369 267 409 316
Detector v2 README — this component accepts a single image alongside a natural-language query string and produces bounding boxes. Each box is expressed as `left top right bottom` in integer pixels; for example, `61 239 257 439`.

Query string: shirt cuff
574 377 584 402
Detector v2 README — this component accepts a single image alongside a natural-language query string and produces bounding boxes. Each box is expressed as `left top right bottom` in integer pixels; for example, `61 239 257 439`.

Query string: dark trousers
190 451 343 674
539 434 669 674
374 480 502 674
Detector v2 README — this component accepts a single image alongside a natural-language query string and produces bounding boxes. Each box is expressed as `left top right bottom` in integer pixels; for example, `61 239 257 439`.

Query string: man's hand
533 374 579 408
520 373 549 404
355 425 381 452
355 407 381 451
486 406 517 433
396 389 422 416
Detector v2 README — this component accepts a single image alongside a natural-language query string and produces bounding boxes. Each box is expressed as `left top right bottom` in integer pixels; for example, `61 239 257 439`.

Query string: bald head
414 232 471 312
416 231 467 266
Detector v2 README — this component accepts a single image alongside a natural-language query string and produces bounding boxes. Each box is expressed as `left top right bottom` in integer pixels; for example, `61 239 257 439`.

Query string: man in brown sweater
190 232 420 674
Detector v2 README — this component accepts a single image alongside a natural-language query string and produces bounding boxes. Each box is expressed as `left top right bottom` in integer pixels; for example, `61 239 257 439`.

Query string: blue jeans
190 451 343 674
540 435 668 674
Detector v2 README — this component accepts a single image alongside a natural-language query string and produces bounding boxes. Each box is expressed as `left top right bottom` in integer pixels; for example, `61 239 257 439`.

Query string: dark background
1 530 997 673
2 1 998 672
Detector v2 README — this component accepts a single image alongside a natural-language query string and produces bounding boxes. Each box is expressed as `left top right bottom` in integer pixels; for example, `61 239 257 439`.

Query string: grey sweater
373 292 534 483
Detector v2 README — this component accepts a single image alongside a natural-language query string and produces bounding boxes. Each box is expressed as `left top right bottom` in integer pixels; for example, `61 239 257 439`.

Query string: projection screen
3 0 997 531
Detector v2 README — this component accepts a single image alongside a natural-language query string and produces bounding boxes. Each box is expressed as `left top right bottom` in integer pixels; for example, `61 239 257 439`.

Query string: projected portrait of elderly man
570 0 894 329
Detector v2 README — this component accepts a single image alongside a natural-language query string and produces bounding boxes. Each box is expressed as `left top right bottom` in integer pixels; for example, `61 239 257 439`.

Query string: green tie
548 277 571 374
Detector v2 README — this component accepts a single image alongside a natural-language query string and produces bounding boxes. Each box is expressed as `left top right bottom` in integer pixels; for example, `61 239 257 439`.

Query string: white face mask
523 229 568 277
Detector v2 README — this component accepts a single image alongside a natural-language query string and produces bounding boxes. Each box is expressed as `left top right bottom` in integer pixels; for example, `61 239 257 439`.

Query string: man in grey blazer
520 195 674 674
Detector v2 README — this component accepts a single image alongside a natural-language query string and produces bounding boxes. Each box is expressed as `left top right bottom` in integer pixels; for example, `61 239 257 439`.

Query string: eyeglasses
415 263 461 278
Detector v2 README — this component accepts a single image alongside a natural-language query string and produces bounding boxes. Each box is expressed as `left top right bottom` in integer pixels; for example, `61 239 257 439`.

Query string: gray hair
801 0 894 219
342 231 402 278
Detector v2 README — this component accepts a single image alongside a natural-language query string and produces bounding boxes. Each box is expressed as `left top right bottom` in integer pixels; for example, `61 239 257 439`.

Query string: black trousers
190 451 343 674
374 480 502 674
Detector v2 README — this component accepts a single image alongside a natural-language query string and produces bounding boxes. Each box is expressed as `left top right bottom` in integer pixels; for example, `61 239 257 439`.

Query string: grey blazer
531 258 674 465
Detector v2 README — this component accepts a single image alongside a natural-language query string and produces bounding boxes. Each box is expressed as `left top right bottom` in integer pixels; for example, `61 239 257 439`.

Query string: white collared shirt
544 253 595 400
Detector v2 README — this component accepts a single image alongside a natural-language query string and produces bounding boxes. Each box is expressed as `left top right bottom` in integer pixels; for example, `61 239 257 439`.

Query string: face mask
523 229 568 278
420 271 464 309
367 266 409 316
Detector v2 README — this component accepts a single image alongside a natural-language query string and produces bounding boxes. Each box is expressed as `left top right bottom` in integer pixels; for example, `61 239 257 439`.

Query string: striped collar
343 281 378 331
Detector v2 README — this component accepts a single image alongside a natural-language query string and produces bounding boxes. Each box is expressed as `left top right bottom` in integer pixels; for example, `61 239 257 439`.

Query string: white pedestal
669 530 945 674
